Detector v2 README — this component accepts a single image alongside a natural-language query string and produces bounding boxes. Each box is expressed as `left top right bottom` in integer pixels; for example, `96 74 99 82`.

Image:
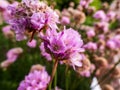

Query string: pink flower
0 47 23 68
95 21 109 33
80 0 93 8
80 70 91 77
86 29 95 38
40 27 85 69
106 40 116 49
8 0 59 41
84 42 97 51
106 11 116 22
61 16 70 25
6 47 23 62
18 69 50 90
2 25 14 38
93 10 106 21
27 39 37 48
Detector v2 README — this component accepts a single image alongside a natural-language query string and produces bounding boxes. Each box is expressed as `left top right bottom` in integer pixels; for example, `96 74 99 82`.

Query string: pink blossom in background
106 40 116 50
61 16 70 25
2 25 14 38
18 69 50 90
6 47 23 62
98 34 105 40
106 11 116 22
27 39 37 48
80 0 93 8
84 42 97 51
86 29 95 38
105 35 120 50
95 21 109 33
0 47 23 68
80 70 91 77
93 10 106 21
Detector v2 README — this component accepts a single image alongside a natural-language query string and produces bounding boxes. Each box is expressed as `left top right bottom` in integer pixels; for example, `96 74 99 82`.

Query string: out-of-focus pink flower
95 21 109 33
93 10 106 21
106 11 116 22
0 0 12 23
84 42 97 51
106 40 116 49
6 48 23 61
0 0 9 11
18 68 50 90
107 35 120 49
80 70 91 77
2 25 14 39
27 39 37 48
86 29 95 38
98 34 105 40
80 0 93 8
61 16 70 25
0 47 23 68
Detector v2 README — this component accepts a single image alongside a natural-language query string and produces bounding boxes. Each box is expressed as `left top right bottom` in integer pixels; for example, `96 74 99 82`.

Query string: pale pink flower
86 29 95 38
18 69 50 90
61 16 70 25
93 10 106 21
27 39 37 48
0 47 23 68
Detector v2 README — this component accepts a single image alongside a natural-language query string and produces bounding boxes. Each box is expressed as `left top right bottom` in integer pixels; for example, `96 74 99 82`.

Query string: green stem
54 69 57 88
47 59 59 90
66 69 70 90
48 82 52 90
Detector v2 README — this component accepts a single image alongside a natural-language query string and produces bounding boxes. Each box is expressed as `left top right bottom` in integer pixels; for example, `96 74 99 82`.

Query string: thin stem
48 82 52 90
47 59 59 89
54 69 57 88
65 70 70 90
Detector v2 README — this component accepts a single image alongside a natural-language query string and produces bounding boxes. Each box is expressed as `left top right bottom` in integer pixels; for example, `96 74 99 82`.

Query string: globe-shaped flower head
8 0 59 41
40 27 85 69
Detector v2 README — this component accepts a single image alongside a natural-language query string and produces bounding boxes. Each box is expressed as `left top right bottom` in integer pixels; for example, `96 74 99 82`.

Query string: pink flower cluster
1 47 23 68
80 0 93 8
18 67 50 90
8 0 59 41
40 27 85 69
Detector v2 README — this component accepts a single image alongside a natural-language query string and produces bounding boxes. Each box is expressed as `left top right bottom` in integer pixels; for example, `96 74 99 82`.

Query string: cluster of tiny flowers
40 27 85 69
8 0 59 41
18 68 50 90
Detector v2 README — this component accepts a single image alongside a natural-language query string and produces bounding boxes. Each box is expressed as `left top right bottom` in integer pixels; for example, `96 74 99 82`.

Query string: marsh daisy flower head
8 0 59 41
18 68 50 90
40 27 85 69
